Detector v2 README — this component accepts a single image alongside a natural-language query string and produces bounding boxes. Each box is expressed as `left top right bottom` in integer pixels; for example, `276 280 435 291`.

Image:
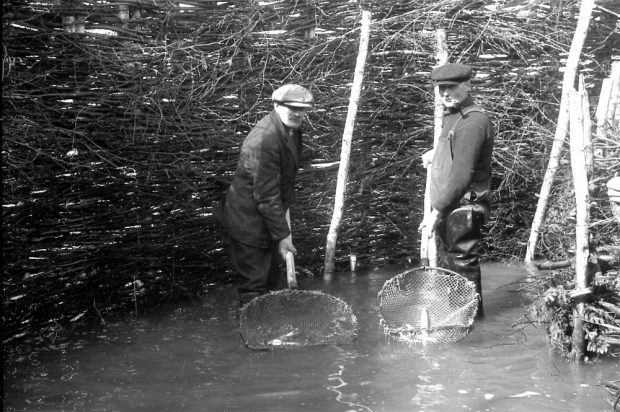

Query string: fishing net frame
377 267 479 345
239 288 358 350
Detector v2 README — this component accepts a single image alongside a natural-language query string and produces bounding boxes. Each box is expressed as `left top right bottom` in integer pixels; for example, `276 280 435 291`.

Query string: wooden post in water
420 29 447 267
324 10 371 277
525 0 595 262
568 77 591 361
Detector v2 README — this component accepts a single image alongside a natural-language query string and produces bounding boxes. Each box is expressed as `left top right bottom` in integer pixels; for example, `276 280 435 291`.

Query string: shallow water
4 263 619 412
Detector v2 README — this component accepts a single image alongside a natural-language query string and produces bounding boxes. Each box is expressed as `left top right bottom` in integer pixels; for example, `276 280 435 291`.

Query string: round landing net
239 289 358 350
377 267 479 345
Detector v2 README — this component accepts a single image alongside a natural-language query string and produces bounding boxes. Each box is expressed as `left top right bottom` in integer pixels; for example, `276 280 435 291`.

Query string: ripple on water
3 264 619 412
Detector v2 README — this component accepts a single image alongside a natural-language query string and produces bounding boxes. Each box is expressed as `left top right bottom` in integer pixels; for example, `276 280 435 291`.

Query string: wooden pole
580 75 593 178
595 79 612 135
420 29 448 267
595 62 620 129
525 0 595 262
607 62 620 128
568 79 591 361
324 10 371 277
594 62 619 160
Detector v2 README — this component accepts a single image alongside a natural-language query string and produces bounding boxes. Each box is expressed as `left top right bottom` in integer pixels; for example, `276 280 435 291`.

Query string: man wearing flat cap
418 63 494 317
216 84 314 306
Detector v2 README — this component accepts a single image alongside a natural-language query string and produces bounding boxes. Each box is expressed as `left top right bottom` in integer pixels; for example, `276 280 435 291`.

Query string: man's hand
418 209 442 236
421 149 434 168
278 234 296 260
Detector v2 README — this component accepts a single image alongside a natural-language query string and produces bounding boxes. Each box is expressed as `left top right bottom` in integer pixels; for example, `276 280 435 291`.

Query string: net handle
286 251 298 289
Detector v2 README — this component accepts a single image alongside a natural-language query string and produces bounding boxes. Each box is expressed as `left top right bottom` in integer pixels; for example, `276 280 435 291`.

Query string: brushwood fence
3 0 619 344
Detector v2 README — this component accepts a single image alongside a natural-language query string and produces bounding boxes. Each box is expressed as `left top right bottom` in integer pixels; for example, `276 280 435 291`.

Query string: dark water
4 263 619 412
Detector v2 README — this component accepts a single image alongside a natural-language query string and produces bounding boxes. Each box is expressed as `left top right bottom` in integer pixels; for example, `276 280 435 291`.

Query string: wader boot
458 268 484 318
437 207 485 319
439 260 484 319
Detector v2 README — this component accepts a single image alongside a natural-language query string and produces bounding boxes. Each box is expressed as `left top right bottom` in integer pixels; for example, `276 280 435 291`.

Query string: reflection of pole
525 0 595 262
324 10 372 277
568 77 591 361
420 29 447 267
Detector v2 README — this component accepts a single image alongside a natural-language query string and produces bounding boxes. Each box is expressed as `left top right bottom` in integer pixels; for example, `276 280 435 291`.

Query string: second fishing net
377 267 479 345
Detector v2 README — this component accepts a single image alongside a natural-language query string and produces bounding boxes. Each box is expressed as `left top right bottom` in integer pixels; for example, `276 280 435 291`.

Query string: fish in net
377 267 479 345
239 253 358 350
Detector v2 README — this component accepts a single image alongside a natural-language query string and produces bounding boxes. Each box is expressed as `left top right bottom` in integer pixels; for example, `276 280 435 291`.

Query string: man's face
275 103 308 129
438 81 469 109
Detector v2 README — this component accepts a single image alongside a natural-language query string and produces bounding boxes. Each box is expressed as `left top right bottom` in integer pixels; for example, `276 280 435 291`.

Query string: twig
93 299 106 326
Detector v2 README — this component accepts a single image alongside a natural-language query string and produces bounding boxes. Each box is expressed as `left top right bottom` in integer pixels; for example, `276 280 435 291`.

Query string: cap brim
278 101 313 108
435 80 462 86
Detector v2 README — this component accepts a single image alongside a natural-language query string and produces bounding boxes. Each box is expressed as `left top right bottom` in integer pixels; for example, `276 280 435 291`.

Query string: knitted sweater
430 97 493 215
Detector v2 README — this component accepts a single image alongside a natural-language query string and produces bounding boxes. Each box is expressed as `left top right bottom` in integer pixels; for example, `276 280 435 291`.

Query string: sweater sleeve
431 123 486 213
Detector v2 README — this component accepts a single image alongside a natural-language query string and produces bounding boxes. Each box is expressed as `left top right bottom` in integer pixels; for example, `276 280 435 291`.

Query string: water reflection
326 363 373 411
4 263 619 412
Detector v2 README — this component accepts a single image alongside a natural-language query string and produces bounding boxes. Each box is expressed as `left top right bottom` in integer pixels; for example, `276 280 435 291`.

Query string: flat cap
272 84 314 108
430 63 472 85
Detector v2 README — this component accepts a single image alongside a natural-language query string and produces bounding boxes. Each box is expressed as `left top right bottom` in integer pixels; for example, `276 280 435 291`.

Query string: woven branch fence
3 0 619 345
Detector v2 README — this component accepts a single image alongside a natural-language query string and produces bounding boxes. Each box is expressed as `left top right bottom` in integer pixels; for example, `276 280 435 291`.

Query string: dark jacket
216 110 302 248
430 97 493 215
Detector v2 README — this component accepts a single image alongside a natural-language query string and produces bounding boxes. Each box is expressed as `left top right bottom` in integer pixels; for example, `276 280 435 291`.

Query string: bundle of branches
523 264 620 358
2 0 619 347
519 108 620 359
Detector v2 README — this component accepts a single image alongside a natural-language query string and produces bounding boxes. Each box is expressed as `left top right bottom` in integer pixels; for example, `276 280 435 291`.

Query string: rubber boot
460 269 484 318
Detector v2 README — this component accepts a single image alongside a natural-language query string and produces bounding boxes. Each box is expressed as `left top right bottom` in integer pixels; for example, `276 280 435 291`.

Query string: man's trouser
229 237 285 305
437 206 485 317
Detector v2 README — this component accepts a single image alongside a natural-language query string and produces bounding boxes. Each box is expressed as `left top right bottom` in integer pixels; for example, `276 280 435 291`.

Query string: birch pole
596 63 620 130
607 62 620 128
568 79 591 361
420 29 448 267
324 10 371 277
525 0 595 262
580 75 593 179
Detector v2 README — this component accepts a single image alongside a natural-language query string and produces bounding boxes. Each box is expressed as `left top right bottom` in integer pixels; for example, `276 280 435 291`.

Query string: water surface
4 263 619 411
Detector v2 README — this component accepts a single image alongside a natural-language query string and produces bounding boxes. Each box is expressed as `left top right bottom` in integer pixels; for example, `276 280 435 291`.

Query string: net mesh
377 267 479 345
239 289 358 350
